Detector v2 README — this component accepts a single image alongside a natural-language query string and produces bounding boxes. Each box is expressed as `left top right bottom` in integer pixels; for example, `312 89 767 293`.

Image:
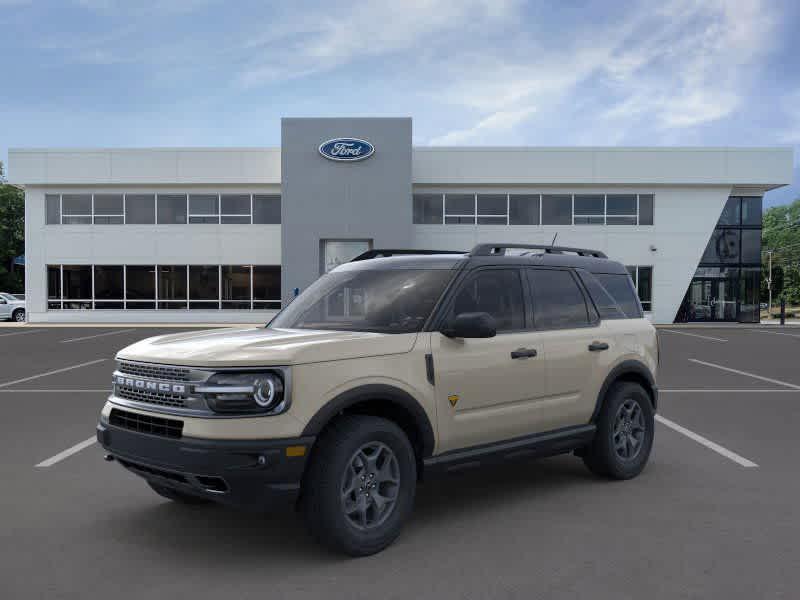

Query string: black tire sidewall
590 382 655 479
303 416 417 556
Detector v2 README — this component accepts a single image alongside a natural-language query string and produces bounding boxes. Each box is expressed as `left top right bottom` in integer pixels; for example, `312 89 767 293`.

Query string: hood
116 327 418 367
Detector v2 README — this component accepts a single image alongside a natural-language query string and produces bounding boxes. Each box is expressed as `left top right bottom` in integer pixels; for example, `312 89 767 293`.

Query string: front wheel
301 415 417 556
583 381 654 479
12 309 25 322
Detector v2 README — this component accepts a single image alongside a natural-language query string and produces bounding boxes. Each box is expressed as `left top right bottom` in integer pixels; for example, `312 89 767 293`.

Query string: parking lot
2 324 799 599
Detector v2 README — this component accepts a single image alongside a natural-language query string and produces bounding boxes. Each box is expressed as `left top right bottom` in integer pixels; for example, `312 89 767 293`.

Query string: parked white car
0 293 26 322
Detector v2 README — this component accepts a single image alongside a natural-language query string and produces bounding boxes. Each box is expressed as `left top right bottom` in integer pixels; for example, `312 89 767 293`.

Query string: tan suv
97 244 658 556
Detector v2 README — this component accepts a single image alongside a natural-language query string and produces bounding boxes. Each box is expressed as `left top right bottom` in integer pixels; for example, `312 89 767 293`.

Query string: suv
0 293 25 322
97 244 657 556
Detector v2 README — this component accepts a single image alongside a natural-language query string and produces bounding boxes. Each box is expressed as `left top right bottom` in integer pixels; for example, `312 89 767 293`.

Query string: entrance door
685 278 738 321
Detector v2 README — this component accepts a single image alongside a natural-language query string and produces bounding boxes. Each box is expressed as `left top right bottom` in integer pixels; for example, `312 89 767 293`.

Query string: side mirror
442 312 496 339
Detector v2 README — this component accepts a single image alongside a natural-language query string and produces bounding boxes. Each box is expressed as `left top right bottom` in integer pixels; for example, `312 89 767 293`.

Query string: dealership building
8 117 794 324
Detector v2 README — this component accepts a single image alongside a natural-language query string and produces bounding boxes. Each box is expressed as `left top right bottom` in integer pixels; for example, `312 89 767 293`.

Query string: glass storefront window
739 268 761 323
701 229 741 263
741 197 762 226
717 197 741 225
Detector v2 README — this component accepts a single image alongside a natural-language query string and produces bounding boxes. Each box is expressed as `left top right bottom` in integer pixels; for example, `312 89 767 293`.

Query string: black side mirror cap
442 312 497 339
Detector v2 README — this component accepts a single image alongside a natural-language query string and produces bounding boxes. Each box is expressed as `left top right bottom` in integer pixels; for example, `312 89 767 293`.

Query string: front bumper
97 418 315 510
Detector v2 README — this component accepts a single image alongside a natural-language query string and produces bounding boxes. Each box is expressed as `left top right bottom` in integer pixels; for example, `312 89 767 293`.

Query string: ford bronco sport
97 244 658 556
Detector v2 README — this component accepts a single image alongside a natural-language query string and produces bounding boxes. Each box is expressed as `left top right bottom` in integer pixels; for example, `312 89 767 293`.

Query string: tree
0 162 25 293
762 197 800 306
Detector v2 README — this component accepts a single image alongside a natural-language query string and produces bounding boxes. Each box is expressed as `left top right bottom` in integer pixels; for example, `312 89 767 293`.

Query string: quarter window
451 269 525 332
527 269 590 329
597 272 643 317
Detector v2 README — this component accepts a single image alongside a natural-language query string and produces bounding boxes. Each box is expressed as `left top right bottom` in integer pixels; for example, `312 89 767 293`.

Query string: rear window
594 273 643 318
577 271 626 320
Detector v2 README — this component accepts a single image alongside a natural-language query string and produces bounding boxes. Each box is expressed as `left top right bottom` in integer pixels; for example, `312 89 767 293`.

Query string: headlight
196 372 287 415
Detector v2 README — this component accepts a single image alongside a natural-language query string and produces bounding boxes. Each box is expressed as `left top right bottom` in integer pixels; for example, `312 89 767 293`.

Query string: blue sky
1 0 798 206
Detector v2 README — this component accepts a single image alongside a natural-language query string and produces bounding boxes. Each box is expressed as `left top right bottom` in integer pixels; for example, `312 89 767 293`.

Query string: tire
583 381 654 480
301 415 417 556
12 309 25 322
148 481 210 505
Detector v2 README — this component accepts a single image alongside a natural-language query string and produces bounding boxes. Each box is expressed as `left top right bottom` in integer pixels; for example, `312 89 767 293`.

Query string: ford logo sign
318 138 375 162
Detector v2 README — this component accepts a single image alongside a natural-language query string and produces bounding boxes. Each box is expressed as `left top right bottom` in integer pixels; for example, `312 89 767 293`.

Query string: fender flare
301 384 436 458
591 360 657 422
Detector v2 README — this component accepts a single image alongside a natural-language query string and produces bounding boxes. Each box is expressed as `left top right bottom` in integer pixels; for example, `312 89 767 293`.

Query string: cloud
429 107 537 145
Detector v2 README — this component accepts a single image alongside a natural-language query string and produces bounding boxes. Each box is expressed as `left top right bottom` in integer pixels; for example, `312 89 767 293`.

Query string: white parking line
35 437 97 468
689 358 800 390
0 359 106 388
747 329 800 338
661 388 800 393
0 329 44 338
60 329 135 343
655 415 758 468
660 329 727 342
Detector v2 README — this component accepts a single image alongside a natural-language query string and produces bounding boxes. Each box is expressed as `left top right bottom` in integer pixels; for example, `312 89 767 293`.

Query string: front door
431 268 548 452
685 278 738 321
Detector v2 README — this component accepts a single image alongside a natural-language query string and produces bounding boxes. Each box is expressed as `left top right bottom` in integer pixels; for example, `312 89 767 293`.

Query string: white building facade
9 118 794 325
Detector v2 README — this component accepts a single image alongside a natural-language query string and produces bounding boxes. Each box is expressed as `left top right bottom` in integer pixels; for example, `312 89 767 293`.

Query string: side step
423 424 596 473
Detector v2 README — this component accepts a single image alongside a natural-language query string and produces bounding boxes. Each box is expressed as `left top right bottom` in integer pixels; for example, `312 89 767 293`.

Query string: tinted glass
253 266 281 300
638 194 654 225
222 265 251 301
717 197 741 225
158 266 187 300
739 267 760 323
574 195 604 215
577 271 625 319
189 265 219 300
62 265 91 299
740 229 761 263
126 266 155 299
94 194 123 213
445 194 474 215
221 194 250 215
541 195 571 225
702 229 740 263
637 266 653 310
47 265 61 299
93 266 123 299
125 194 155 224
594 273 642 318
271 269 454 333
606 194 636 215
62 194 91 215
157 194 187 224
477 194 507 215
46 195 60 224
451 269 525 332
528 269 589 329
509 194 539 225
413 194 443 224
741 196 762 226
189 194 219 217
253 195 281 224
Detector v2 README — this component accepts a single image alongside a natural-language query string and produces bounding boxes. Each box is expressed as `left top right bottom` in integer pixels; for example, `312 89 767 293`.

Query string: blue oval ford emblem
318 138 375 162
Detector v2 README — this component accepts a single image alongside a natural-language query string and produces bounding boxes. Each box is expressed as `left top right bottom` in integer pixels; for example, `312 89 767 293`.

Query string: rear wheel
583 381 654 479
12 309 25 322
148 481 210 505
301 415 416 556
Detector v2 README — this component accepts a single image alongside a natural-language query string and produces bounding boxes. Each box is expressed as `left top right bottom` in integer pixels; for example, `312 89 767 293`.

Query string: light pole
767 250 773 319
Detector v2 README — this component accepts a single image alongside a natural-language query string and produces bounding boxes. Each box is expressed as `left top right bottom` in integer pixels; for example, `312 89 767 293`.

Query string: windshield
270 269 454 333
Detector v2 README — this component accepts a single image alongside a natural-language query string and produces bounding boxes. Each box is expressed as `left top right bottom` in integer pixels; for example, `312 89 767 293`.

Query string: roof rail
350 249 466 262
469 243 607 259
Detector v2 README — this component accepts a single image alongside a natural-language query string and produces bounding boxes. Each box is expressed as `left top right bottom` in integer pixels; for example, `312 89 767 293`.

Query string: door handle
588 341 609 352
511 348 538 359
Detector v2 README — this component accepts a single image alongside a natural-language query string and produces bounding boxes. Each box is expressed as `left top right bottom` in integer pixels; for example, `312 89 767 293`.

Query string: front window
270 269 455 333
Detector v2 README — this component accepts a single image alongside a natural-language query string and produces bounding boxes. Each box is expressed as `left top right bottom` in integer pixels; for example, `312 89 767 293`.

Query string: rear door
0 295 10 319
431 267 548 452
526 268 612 428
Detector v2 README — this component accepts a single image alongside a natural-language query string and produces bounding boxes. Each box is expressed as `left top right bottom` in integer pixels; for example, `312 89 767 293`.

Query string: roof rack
469 243 607 259
350 249 466 262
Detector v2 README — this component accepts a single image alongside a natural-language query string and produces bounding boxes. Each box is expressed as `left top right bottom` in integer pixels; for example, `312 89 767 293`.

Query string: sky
1 0 798 207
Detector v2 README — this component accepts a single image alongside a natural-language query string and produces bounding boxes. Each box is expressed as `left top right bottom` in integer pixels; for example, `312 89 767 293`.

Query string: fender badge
448 394 459 407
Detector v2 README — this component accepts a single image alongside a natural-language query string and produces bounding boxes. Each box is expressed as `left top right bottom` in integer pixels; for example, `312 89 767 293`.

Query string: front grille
109 408 183 439
118 361 191 382
116 386 187 408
